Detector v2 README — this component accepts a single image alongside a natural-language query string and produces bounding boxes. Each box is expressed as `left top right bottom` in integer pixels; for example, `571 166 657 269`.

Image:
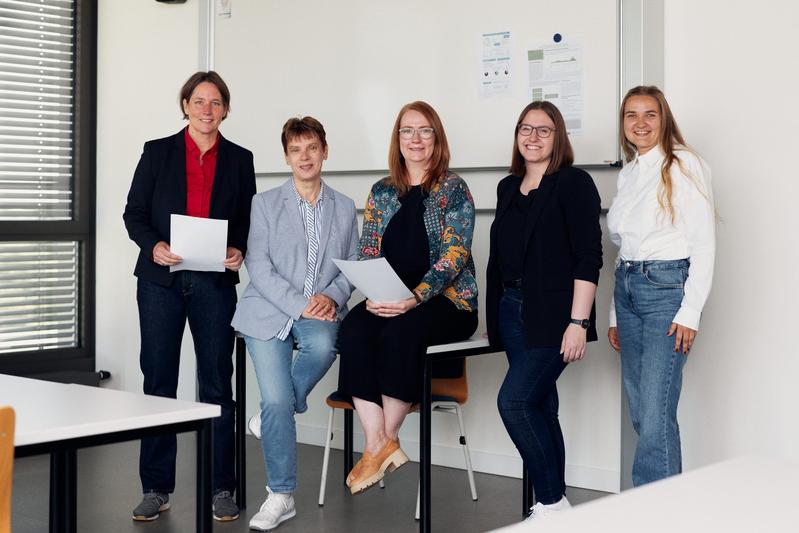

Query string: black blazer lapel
209 134 229 219
168 131 187 216
522 173 557 250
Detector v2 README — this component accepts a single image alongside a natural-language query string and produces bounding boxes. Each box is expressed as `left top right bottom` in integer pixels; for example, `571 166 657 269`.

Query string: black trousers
337 295 477 404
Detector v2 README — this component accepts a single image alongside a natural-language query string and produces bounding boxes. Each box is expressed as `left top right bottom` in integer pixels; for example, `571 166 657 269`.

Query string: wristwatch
569 318 590 329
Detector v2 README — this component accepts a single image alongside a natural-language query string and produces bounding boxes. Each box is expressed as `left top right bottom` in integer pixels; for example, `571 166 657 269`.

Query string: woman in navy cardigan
486 101 602 521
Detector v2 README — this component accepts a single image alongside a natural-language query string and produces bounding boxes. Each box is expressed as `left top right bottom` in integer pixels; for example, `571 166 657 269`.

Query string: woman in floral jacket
337 101 478 495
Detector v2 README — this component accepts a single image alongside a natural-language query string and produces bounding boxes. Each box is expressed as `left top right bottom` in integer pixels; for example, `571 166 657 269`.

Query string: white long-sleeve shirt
607 146 715 329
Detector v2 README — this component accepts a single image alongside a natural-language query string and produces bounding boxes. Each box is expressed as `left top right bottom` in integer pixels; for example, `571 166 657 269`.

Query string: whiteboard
214 0 619 174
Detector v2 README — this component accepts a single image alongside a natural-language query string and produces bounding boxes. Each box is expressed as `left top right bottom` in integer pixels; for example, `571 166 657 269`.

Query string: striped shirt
275 182 325 340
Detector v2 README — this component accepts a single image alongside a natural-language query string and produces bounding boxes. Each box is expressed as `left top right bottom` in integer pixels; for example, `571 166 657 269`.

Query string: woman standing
123 71 256 522
607 86 715 486
486 101 602 520
337 101 478 495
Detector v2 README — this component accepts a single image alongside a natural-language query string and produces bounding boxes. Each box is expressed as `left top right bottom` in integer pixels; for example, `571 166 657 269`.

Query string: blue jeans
496 288 567 505
245 318 339 493
137 272 236 494
615 259 689 486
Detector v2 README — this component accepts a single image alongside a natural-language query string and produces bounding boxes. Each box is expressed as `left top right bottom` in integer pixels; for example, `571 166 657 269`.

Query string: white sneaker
248 488 295 531
524 496 571 521
248 413 262 440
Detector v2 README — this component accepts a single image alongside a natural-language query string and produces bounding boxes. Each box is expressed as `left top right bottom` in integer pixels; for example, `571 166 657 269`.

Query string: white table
491 455 799 532
0 374 220 533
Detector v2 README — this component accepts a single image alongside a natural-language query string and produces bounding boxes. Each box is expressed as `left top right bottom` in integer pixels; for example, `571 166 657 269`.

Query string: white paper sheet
332 258 414 303
169 214 228 273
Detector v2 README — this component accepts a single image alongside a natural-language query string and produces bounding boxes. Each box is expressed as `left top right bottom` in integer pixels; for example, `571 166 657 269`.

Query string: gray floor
12 435 608 532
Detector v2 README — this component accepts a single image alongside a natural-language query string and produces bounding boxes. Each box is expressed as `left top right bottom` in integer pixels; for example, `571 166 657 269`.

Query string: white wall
663 0 799 465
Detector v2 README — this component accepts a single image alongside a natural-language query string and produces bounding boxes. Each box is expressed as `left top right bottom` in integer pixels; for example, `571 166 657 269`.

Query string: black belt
502 279 522 289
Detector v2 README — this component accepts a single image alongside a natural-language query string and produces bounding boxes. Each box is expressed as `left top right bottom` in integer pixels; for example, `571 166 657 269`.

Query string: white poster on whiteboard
479 31 512 99
527 40 583 135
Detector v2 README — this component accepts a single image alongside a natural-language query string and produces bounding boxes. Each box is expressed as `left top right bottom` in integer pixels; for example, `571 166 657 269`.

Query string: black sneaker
212 490 240 521
132 492 170 521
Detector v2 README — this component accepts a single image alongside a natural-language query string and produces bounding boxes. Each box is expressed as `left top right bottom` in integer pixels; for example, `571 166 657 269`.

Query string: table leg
343 409 353 483
197 419 213 533
49 448 76 533
419 358 432 532
235 336 247 509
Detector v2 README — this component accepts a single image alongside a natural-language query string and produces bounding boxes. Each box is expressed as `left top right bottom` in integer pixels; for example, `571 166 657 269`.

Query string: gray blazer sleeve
243 194 308 319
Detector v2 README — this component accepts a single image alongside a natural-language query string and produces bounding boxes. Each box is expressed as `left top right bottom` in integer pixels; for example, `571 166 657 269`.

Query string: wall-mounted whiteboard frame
211 0 621 174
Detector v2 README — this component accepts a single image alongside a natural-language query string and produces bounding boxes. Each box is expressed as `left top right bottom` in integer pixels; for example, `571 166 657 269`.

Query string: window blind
0 240 78 353
0 0 75 221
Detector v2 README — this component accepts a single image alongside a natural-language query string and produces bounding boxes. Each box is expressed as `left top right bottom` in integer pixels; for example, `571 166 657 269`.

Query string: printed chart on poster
214 0 619 173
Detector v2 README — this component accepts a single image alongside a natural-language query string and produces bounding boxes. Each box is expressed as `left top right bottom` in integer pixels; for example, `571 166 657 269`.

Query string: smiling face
182 81 227 138
516 109 556 166
398 109 435 168
285 133 328 185
623 95 662 155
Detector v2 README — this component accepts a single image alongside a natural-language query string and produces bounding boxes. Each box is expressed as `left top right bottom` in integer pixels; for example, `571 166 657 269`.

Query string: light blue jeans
614 259 689 487
244 318 338 493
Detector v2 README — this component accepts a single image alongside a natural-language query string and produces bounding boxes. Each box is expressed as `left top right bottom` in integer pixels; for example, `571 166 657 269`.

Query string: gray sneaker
132 492 170 521
212 490 240 521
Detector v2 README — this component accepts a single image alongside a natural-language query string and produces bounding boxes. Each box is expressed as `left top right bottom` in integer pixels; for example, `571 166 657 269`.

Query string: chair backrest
431 359 468 405
0 406 15 533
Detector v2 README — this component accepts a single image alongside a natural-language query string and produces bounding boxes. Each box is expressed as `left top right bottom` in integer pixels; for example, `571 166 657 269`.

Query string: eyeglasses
517 124 555 138
398 127 435 140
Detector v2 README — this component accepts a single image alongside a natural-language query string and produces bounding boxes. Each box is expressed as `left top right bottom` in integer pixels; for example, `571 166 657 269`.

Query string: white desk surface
0 374 220 447
491 455 798 532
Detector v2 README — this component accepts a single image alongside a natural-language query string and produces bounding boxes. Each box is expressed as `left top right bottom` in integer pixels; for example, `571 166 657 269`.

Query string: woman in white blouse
607 86 715 486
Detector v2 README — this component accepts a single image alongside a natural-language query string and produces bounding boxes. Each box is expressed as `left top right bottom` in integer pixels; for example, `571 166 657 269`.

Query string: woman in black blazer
486 101 602 521
123 71 256 522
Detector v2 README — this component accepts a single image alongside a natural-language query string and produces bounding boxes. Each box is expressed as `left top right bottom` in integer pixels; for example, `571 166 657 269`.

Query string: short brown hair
509 101 574 176
387 101 450 195
179 71 231 119
280 116 327 154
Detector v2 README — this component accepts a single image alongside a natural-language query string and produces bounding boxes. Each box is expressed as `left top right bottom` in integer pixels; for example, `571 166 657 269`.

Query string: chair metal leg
415 480 420 521
318 407 335 506
454 404 478 501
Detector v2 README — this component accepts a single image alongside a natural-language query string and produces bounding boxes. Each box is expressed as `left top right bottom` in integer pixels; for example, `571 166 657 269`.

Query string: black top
497 187 537 282
486 169 603 349
381 185 430 290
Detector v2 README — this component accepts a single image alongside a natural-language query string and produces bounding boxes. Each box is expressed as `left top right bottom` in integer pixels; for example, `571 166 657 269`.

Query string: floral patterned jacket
359 171 478 311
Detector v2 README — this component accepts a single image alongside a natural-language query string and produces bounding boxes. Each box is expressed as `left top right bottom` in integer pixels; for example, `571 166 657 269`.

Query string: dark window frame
0 0 97 377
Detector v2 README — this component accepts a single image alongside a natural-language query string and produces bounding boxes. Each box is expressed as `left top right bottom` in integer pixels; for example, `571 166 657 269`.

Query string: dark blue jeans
137 271 237 494
496 288 567 505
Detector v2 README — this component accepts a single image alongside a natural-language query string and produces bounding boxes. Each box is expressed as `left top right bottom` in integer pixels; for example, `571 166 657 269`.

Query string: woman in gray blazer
231 117 358 531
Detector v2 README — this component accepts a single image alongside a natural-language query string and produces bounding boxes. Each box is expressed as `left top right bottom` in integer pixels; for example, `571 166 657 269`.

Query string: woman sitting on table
486 101 602 521
337 101 478 495
607 86 715 486
231 116 359 531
